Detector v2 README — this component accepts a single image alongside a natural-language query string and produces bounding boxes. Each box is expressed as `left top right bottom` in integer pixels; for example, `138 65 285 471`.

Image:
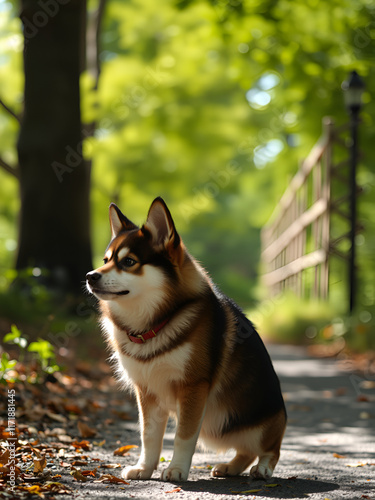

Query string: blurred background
0 0 374 360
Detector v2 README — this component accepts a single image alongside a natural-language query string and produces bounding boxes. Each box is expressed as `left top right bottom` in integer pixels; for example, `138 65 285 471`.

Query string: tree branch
86 0 107 88
0 156 20 179
95 0 106 88
0 98 20 123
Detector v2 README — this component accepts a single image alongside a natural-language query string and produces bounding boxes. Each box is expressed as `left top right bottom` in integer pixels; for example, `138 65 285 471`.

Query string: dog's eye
121 257 137 268
103 257 108 264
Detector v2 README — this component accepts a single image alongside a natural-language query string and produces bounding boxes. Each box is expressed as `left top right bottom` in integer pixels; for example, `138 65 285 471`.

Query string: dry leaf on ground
114 444 138 456
94 473 130 484
78 421 97 438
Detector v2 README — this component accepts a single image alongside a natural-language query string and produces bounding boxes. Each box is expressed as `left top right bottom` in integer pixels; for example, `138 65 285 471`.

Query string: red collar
128 318 169 344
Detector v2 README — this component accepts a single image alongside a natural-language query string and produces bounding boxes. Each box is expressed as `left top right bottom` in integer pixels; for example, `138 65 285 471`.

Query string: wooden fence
261 117 353 299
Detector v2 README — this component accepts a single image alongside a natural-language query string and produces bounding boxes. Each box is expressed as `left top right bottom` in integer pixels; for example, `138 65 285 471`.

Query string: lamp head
342 70 365 113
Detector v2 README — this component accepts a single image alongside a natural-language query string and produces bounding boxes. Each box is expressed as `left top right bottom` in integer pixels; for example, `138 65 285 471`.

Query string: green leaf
45 364 61 374
0 352 17 375
27 340 54 360
3 324 23 343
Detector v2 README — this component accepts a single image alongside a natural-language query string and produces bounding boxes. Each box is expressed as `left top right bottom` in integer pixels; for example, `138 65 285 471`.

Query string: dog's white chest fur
116 338 192 410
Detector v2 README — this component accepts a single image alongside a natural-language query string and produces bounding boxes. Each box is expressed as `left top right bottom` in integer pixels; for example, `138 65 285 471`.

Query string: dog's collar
128 318 169 344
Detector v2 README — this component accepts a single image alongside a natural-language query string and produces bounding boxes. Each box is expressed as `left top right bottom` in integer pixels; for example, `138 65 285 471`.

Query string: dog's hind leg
249 451 279 479
249 408 286 480
212 452 256 477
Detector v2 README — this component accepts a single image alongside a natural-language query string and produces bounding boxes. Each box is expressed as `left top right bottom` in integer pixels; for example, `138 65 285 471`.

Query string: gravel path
55 344 375 500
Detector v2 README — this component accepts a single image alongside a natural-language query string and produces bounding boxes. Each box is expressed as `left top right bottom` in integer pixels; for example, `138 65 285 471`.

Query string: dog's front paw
122 465 154 480
161 465 189 482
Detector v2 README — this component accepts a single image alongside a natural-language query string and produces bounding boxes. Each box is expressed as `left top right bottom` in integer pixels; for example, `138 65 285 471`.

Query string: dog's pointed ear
109 203 137 238
144 197 180 249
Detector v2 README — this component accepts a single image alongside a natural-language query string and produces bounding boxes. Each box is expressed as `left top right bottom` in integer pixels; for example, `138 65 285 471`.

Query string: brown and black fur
86 197 286 481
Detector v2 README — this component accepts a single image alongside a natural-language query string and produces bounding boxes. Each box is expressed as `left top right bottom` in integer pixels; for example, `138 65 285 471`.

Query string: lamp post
341 70 365 313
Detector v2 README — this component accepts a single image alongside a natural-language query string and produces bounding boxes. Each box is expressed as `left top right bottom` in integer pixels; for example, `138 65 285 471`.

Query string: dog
86 197 286 482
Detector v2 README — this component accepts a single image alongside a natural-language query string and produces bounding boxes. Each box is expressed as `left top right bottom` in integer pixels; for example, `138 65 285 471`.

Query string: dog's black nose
86 271 102 285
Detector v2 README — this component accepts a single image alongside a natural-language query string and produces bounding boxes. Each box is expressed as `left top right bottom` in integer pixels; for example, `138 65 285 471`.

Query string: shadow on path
178 476 339 498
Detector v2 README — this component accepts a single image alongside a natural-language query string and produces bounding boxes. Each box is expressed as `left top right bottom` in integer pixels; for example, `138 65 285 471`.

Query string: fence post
321 117 334 299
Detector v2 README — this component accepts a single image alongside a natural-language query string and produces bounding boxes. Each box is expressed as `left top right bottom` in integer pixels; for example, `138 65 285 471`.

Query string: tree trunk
16 0 92 294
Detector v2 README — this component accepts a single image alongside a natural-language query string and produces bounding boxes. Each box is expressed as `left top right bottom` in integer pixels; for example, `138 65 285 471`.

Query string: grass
249 292 375 352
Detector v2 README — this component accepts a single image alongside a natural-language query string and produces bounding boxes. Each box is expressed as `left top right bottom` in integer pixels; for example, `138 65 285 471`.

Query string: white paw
122 465 154 480
250 463 273 479
211 463 230 477
161 465 189 482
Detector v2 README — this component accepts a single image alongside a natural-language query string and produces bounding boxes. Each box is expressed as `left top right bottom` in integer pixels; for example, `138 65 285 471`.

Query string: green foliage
339 307 375 351
252 293 338 344
3 323 27 348
27 339 61 375
1 324 62 384
0 0 375 310
253 293 375 351
0 352 17 385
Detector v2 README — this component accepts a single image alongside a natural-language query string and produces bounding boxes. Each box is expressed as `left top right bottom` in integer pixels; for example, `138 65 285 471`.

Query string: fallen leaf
65 403 83 414
93 440 106 446
0 465 21 478
100 463 121 469
71 460 88 466
81 468 97 477
94 473 130 484
231 489 262 494
71 469 88 482
357 394 370 402
360 381 375 389
78 421 97 438
43 481 72 494
0 450 10 466
166 487 182 493
33 456 47 474
335 387 347 396
360 412 371 419
46 411 67 423
58 435 73 443
111 410 132 420
71 440 91 451
114 444 138 456
20 485 44 495
91 400 105 409
265 483 281 488
333 453 346 459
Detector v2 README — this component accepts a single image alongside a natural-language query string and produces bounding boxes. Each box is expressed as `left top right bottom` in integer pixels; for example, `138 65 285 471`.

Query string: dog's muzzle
86 271 102 286
86 271 129 297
